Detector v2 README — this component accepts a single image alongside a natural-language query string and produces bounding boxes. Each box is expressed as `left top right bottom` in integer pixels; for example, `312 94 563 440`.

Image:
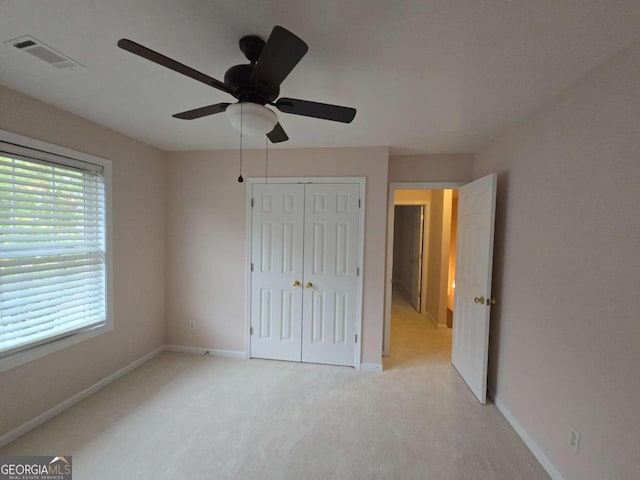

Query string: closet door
250 184 304 361
301 184 360 366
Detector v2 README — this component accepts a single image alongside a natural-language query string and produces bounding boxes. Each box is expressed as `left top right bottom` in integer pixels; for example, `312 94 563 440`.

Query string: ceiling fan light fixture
226 102 277 136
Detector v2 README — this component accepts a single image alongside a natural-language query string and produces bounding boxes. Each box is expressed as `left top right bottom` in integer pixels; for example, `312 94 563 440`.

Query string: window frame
0 129 113 372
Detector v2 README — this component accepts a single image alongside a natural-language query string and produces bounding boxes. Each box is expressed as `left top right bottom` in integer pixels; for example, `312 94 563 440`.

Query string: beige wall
0 86 167 435
475 39 640 480
165 147 389 365
425 191 444 325
389 154 473 182
394 189 432 204
439 190 453 323
447 191 458 311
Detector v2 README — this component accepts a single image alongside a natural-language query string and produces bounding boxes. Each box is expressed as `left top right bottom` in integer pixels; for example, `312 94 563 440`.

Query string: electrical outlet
568 426 581 453
188 320 196 331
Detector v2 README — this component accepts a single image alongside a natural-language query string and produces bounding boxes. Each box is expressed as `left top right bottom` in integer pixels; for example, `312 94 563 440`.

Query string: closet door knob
292 280 301 288
305 282 313 289
474 296 485 305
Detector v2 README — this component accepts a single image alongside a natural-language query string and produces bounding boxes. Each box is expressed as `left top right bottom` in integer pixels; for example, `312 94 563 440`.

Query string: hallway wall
425 191 444 324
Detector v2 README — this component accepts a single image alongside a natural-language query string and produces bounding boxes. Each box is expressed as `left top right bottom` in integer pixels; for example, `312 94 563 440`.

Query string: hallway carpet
1 294 548 479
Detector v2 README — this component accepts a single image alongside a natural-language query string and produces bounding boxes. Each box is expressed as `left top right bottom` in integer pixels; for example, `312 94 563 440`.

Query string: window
0 131 111 370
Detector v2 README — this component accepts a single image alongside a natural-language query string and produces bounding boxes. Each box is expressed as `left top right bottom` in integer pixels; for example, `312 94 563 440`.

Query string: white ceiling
1 0 639 154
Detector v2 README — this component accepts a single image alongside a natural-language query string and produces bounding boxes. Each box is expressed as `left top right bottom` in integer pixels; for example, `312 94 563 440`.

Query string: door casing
245 177 366 369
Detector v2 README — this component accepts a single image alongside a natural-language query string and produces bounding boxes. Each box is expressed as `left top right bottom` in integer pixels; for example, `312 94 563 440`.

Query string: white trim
490 390 565 480
247 176 363 184
360 362 383 372
0 326 110 374
355 179 366 370
389 182 465 191
384 182 465 356
394 199 430 206
244 182 253 361
0 345 165 449
0 129 113 373
0 129 111 168
164 345 245 359
426 312 447 329
245 177 366 369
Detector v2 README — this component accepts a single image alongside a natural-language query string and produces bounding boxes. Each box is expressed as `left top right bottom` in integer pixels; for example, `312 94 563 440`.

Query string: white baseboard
360 362 383 372
426 312 447 329
164 344 245 359
489 390 564 480
0 345 165 449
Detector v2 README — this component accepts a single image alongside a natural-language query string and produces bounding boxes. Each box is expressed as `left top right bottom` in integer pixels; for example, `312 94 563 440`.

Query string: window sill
0 323 113 373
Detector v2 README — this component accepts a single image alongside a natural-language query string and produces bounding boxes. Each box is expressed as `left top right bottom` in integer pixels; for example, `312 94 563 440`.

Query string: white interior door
301 184 360 366
250 184 304 362
452 173 497 404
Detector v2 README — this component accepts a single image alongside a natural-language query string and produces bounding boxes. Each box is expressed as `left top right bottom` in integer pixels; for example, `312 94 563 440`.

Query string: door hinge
251 263 254 271
251 198 254 207
355 333 358 343
357 267 360 276
250 326 254 335
358 198 361 208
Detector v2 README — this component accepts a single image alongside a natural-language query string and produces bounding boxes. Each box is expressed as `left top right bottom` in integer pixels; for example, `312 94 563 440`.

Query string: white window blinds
0 150 106 357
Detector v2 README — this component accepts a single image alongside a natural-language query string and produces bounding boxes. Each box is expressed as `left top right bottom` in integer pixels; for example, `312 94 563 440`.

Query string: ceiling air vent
5 35 84 70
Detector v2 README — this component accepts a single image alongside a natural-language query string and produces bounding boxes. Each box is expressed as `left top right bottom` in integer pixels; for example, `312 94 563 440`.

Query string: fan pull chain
237 103 244 183
265 136 269 184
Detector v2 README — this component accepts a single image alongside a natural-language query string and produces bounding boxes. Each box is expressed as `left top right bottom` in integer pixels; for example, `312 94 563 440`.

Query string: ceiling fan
117 26 356 143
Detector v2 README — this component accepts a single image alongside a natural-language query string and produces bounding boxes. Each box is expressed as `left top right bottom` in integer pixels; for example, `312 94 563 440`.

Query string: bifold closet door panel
250 183 304 361
301 184 360 366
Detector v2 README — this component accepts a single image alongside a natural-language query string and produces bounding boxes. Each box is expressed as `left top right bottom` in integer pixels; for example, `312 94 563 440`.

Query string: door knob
305 282 313 289
489 298 497 305
474 296 486 305
292 280 301 288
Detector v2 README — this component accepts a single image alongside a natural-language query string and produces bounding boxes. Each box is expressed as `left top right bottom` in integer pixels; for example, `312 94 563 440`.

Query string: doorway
392 204 425 312
384 185 462 364
384 177 497 403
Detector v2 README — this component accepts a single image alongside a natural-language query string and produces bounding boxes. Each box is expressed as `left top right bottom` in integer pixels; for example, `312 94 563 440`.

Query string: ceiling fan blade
250 26 308 89
117 39 232 95
267 122 289 143
274 97 356 123
172 103 230 120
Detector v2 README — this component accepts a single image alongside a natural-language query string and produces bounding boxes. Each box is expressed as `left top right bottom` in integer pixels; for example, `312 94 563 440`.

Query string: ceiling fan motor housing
224 64 279 104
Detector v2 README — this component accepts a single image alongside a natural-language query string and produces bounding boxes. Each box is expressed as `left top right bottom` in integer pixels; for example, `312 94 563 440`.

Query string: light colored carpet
0 290 549 479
